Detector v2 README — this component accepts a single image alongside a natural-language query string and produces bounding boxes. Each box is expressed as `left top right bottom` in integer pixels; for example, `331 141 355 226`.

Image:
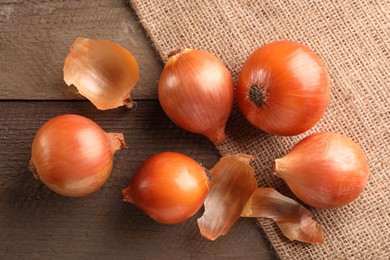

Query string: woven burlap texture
129 0 389 259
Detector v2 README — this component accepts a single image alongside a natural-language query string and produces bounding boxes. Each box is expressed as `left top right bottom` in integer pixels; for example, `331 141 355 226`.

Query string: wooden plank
0 0 162 100
0 101 276 259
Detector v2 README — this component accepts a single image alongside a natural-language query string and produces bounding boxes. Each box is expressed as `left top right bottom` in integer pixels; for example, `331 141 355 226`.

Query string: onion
274 132 370 208
158 48 234 144
29 114 126 197
122 152 210 224
64 37 139 110
236 40 330 136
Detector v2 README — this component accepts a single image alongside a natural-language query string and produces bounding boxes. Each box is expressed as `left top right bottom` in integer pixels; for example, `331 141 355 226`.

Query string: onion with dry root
197 154 324 244
29 114 126 197
64 37 139 110
274 132 370 208
158 48 234 144
236 40 330 136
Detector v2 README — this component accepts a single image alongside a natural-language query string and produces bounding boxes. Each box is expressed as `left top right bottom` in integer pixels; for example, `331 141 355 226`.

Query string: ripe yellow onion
29 114 126 197
274 132 370 208
236 40 330 135
158 48 234 144
64 37 139 110
122 152 210 224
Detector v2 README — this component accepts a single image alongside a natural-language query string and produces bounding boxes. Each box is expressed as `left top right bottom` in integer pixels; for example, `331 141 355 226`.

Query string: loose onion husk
274 132 370 208
241 188 325 244
64 37 139 110
29 114 126 197
197 154 258 240
198 153 324 244
158 48 234 144
122 152 210 224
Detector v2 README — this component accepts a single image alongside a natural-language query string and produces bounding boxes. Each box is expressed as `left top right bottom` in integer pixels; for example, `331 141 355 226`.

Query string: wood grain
0 0 162 100
0 101 276 259
0 0 277 258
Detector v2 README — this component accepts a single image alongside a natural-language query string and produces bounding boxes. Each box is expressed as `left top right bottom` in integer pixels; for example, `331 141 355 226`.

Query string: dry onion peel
197 154 257 240
64 37 139 110
241 188 325 244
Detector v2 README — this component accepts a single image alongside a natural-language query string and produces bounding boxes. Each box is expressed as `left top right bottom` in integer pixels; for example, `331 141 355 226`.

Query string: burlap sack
129 1 389 258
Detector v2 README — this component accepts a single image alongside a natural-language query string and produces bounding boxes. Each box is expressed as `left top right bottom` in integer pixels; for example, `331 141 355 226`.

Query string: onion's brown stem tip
123 97 136 110
106 133 127 154
168 47 186 58
210 129 227 144
28 160 39 179
272 159 281 176
122 187 134 204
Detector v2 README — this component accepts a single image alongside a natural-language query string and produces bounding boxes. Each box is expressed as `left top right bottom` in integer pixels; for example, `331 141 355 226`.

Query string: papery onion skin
236 40 330 136
158 48 234 144
241 188 324 244
198 154 257 240
29 114 126 197
122 152 210 224
64 37 139 110
274 132 370 208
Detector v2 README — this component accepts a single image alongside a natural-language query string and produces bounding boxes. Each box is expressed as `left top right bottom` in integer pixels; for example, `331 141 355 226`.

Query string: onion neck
208 127 227 144
166 48 192 64
273 158 289 178
122 186 135 204
168 47 186 58
123 95 136 109
28 160 39 179
106 133 127 154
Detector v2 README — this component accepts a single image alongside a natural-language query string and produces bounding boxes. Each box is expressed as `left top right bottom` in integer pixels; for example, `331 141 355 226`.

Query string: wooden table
0 1 276 259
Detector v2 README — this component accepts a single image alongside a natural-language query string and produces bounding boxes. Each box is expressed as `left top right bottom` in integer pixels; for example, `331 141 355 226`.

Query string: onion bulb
274 132 370 208
241 188 324 244
197 154 258 240
29 114 126 197
158 48 234 144
122 152 210 224
64 37 139 110
236 40 330 136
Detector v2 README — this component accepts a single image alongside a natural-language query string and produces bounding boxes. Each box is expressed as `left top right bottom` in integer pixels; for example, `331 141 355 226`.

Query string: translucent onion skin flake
64 37 139 110
197 154 258 240
241 188 325 244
